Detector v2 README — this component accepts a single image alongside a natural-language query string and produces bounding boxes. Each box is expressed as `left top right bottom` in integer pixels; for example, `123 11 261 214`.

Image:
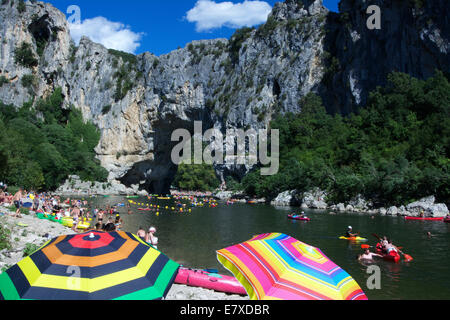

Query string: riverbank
0 205 248 300
216 189 449 218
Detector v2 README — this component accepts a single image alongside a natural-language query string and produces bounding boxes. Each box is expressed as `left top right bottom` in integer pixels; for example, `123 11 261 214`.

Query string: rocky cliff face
321 0 450 114
0 0 448 193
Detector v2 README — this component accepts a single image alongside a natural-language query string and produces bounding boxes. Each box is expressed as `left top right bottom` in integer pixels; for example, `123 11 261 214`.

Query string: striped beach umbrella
0 231 179 300
217 233 367 300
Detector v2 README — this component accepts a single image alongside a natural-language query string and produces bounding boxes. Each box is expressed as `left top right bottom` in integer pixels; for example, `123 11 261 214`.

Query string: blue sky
48 0 339 56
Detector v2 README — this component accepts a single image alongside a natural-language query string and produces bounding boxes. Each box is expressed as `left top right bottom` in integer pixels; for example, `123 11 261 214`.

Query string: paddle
372 233 413 262
361 244 403 250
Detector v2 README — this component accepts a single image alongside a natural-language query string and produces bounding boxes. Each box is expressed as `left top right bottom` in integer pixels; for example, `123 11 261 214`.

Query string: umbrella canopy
217 233 367 300
0 231 179 300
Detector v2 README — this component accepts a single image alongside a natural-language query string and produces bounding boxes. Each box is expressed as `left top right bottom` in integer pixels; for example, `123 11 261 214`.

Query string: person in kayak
385 240 399 255
358 249 383 262
346 226 358 238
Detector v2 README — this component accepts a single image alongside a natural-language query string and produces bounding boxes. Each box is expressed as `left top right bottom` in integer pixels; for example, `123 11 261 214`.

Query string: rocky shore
54 175 150 197
216 189 449 218
0 205 248 300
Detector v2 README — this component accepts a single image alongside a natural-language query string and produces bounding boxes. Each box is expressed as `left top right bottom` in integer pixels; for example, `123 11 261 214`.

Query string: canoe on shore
175 267 246 296
404 216 444 221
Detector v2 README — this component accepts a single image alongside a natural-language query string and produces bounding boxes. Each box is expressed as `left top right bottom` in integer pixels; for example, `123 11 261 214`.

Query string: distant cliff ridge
0 0 448 193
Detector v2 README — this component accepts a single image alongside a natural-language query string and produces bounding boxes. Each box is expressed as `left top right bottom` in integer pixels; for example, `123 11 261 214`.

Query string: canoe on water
375 244 401 263
175 267 246 296
339 236 368 242
287 214 311 221
404 216 444 221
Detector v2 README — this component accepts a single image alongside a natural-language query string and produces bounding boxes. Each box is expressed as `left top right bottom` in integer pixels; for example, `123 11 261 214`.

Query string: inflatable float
339 236 368 242
404 216 444 221
287 214 310 221
61 217 91 230
175 267 247 296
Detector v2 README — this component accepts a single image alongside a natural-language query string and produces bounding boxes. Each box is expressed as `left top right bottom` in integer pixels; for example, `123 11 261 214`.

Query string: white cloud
69 17 144 54
186 0 272 32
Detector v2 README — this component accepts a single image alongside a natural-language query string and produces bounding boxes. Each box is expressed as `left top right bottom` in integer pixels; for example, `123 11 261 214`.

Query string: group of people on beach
0 184 160 248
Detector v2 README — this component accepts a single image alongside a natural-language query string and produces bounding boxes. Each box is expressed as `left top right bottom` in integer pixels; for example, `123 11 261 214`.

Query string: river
79 195 450 300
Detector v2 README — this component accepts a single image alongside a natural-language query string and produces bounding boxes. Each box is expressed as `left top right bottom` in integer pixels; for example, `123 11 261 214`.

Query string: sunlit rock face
0 0 448 193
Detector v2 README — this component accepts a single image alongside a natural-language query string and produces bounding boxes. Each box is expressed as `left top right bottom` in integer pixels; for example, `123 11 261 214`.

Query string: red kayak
405 216 444 221
175 267 247 296
287 214 311 221
375 244 401 263
138 208 152 211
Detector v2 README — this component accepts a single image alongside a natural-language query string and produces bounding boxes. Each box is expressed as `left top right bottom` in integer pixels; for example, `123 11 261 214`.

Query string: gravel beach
0 206 249 300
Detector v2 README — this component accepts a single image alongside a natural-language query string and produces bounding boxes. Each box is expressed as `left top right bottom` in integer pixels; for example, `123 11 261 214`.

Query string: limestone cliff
0 0 448 193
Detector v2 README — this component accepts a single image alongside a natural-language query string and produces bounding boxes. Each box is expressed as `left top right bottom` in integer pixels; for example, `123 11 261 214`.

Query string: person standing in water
146 227 158 249
137 227 147 242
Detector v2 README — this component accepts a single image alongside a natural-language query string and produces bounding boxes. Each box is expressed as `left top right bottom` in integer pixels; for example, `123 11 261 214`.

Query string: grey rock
214 191 234 200
428 204 449 218
406 196 436 216
302 189 328 209
271 190 301 207
387 206 398 216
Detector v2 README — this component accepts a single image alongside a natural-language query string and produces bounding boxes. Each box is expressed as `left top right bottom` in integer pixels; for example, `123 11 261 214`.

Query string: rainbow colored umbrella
217 233 367 300
0 231 179 300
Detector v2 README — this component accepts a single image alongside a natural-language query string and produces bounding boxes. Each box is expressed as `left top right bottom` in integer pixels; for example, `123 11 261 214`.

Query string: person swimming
358 249 382 262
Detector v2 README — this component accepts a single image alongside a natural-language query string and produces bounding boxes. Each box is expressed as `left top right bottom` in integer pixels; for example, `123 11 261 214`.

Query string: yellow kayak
339 236 368 242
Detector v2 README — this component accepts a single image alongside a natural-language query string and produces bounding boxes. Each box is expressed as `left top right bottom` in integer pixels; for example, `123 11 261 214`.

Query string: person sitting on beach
95 223 103 231
358 249 382 262
12 188 23 218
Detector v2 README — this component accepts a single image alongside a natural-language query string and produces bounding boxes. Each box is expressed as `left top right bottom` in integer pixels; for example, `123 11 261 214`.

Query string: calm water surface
81 195 450 300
